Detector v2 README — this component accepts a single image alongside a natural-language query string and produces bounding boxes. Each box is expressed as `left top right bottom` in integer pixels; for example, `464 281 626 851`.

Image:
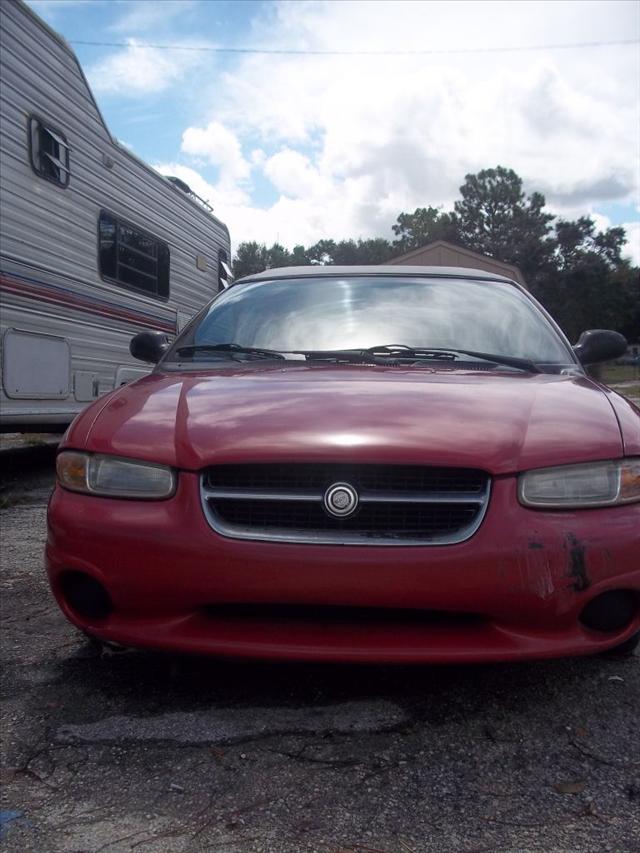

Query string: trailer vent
219 249 232 290
29 116 70 187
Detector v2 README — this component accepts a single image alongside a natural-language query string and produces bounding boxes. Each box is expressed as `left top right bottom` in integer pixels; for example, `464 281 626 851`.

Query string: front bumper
45 472 640 663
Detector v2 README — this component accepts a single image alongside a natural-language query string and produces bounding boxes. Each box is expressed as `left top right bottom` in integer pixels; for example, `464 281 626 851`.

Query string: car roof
233 265 516 285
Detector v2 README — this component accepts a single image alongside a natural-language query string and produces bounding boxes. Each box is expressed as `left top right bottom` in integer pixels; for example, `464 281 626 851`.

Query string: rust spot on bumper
566 533 590 591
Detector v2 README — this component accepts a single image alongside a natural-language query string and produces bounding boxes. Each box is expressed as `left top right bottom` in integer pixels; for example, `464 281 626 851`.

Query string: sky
28 0 640 263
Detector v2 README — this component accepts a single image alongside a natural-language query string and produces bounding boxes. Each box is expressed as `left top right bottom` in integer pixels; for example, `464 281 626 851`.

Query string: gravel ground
0 451 638 853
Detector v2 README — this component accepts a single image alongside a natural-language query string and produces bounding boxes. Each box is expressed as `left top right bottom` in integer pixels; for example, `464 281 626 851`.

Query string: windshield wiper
295 349 377 364
297 345 540 372
176 343 540 372
176 343 286 360
364 345 541 373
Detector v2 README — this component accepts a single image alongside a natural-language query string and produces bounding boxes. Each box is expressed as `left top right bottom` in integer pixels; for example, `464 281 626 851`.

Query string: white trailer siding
0 0 230 428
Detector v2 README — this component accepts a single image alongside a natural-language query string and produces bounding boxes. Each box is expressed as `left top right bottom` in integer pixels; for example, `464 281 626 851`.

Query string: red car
46 267 640 663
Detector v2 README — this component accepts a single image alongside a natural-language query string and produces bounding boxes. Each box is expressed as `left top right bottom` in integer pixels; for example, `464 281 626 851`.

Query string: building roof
235 265 516 285
389 240 526 287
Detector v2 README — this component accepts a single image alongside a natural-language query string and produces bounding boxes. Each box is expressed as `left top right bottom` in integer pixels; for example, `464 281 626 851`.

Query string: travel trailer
0 0 231 431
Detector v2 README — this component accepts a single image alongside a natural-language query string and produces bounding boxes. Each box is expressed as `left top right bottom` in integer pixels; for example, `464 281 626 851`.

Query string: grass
600 364 639 385
592 363 640 405
22 434 48 447
613 382 640 400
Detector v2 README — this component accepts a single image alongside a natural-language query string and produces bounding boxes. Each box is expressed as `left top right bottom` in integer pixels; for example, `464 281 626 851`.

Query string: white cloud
250 149 267 167
154 161 259 235
621 221 640 266
109 1 197 34
28 0 639 254
263 150 324 198
87 39 205 96
157 1 638 250
573 212 640 266
181 121 251 185
153 162 330 249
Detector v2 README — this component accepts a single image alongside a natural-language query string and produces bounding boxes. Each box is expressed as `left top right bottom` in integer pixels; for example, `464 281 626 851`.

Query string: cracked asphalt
0 447 639 852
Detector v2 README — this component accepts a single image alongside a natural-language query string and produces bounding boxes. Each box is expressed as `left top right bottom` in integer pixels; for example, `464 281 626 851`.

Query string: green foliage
265 242 291 269
534 216 635 343
232 242 305 277
232 165 638 343
290 245 309 265
232 241 268 279
453 167 557 281
392 206 457 253
233 237 395 276
306 239 338 266
596 265 640 344
355 238 396 264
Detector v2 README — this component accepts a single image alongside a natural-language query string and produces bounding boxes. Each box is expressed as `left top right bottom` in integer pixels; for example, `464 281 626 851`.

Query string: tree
453 166 556 281
329 238 394 264
233 237 393 276
290 245 309 265
265 243 291 269
555 217 626 271
392 206 457 253
303 238 394 265
592 226 627 268
331 240 361 265
232 242 268 278
608 265 640 344
233 242 300 276
535 214 634 341
306 239 338 265
554 217 596 270
354 238 395 264
541 258 637 343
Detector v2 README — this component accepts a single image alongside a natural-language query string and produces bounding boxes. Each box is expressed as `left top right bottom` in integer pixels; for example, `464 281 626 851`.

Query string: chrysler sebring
46 267 640 662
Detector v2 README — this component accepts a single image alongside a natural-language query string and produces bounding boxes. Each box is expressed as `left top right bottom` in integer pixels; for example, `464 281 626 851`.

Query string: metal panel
3 328 70 398
115 366 149 387
73 370 98 402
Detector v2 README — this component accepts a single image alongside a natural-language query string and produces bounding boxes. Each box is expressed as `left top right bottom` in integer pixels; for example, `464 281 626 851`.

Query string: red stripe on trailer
0 273 177 334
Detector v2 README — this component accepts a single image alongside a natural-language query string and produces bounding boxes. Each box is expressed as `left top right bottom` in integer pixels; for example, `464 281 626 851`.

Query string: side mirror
130 331 171 364
573 329 627 365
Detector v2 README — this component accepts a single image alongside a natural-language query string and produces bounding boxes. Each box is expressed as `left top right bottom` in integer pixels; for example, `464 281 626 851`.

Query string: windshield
170 276 573 365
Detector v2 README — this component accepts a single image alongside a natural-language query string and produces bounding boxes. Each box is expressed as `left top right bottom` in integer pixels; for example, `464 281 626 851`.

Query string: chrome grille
200 463 491 546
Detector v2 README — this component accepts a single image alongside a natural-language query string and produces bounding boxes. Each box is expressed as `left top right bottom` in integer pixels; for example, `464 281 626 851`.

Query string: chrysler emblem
323 482 359 518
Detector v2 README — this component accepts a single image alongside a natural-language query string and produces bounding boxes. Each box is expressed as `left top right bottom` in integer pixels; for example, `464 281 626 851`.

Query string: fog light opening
579 590 637 634
60 571 113 621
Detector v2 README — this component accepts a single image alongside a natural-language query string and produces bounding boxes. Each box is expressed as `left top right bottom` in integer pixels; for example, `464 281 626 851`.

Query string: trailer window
98 212 170 299
29 116 70 187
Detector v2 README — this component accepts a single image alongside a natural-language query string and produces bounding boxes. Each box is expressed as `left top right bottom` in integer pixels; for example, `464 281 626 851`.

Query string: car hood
68 364 625 474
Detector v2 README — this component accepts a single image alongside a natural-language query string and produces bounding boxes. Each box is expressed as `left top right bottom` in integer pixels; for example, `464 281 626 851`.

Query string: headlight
518 458 640 508
56 451 176 499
